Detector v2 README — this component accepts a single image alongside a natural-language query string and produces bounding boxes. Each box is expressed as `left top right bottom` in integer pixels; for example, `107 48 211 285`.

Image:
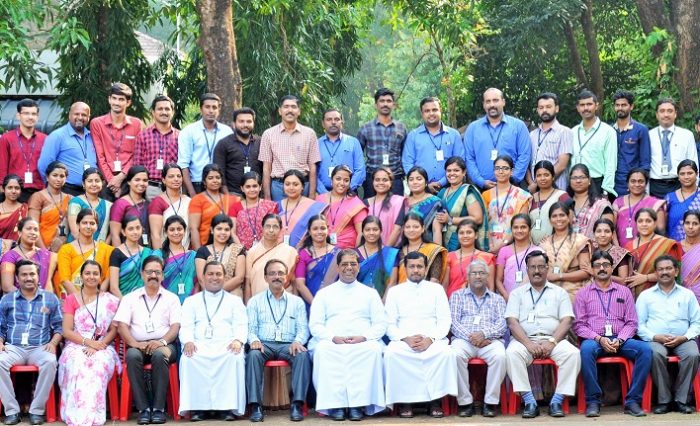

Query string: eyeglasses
266 271 287 277
494 166 511 172
592 262 612 269
527 265 548 271
570 175 589 181
468 271 488 276
144 270 163 276
263 224 281 230
340 262 359 268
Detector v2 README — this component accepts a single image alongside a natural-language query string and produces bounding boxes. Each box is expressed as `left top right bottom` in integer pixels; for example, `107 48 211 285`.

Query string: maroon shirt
0 129 47 190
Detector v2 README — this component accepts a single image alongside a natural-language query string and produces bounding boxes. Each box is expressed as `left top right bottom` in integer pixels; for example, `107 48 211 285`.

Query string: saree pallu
613 196 664 247
681 243 700 305
439 184 488 252
55 241 113 296
406 195 441 242
0 246 51 290
625 236 682 298
445 249 495 298
529 190 568 245
188 193 240 247
666 191 700 241
574 198 612 239
397 243 447 284
154 249 197 304
236 199 278 249
539 233 591 298
118 247 154 296
247 243 299 296
301 247 340 307
0 203 27 240
277 197 327 249
40 195 71 250
496 244 542 295
67 197 111 243
591 243 631 277
200 243 245 298
483 187 532 251
317 194 368 249
366 195 405 246
357 246 399 297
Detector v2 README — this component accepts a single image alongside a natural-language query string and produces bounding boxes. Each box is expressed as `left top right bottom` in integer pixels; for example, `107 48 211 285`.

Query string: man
504 250 580 418
247 259 310 422
177 93 233 195
0 99 47 202
570 90 617 198
38 102 97 196
309 249 386 421
464 88 531 190
114 256 181 425
526 92 572 192
636 255 700 414
179 260 247 421
648 98 698 198
213 107 262 196
612 90 651 196
573 250 650 417
0 260 62 426
357 88 407 197
133 95 180 200
402 97 464 193
316 109 365 194
384 251 457 418
450 259 507 418
90 83 144 200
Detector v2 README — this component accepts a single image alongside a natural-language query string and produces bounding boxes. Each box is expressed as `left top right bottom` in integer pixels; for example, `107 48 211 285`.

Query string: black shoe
585 402 601 417
137 409 152 425
249 404 264 422
28 414 44 426
624 402 646 417
290 402 304 422
653 403 670 414
348 407 363 421
220 410 237 421
457 404 474 417
522 402 540 418
3 414 20 426
482 403 497 417
549 402 565 417
676 401 695 414
329 408 346 421
190 411 206 422
151 409 167 424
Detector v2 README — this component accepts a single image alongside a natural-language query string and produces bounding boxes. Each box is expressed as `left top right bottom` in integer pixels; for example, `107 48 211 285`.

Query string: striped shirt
258 123 320 179
247 290 309 344
356 118 407 177
133 124 180 180
449 287 506 341
0 290 63 346
572 281 637 341
529 119 573 190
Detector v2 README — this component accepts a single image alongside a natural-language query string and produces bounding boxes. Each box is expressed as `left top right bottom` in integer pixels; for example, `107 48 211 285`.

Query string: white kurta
384 280 457 405
178 290 248 415
309 280 387 414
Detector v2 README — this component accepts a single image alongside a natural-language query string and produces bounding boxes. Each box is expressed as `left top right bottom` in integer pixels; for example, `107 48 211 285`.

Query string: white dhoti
384 338 457 406
312 340 386 415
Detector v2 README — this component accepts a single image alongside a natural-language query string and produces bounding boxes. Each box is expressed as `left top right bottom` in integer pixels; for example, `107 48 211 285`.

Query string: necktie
661 129 672 169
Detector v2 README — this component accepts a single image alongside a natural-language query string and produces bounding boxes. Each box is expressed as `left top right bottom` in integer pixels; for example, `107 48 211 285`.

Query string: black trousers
649 178 680 199
245 341 311 405
125 344 177 412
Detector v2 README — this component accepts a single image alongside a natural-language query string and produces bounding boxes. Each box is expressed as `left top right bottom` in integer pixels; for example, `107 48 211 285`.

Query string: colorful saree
397 243 447 284
681 242 700 305
1 246 52 291
298 247 340 308
236 199 278 249
117 247 153 296
188 192 241 246
612 195 664 247
592 243 631 278
482 186 532 251
496 244 542 295
317 194 368 249
246 242 298 296
0 203 27 240
445 249 495 298
277 197 327 249
624 236 682 298
357 246 400 297
199 243 245 298
366 195 405 246
55 241 113 295
539 233 591 298
153 249 197 304
666 190 700 242
67 197 111 242
32 193 71 251
406 195 442 241
529 190 569 245
573 198 612 239
438 184 489 251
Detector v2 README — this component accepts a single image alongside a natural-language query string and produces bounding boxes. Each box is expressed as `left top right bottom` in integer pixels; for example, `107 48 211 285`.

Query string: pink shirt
90 114 144 181
113 286 181 341
258 123 320 178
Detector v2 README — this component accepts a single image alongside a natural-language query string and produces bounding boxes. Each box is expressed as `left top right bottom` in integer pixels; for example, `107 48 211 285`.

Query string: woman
529 161 570 245
397 212 447 284
294 215 340 306
680 210 700 304
108 216 153 298
58 260 120 426
56 208 113 296
405 166 442 245
28 161 72 251
189 163 243 249
539 202 591 298
0 217 55 293
154 215 196 303
665 159 700 241
443 219 495 298
148 164 191 249
194 214 245 298
591 218 631 285
568 163 614 239
482 155 532 254
67 168 111 244
356 216 399 298
435 157 487 252
0 174 28 240
624 208 682 298
109 166 150 246
317 165 368 249
236 171 278 250
612 168 666 247
496 214 541 300
364 167 405 247
278 170 327 249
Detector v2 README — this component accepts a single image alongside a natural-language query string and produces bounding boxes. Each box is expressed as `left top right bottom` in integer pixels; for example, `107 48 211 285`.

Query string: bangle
81 337 86 346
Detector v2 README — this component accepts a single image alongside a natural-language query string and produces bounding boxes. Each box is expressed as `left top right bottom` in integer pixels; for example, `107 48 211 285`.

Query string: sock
522 391 536 405
550 393 564 405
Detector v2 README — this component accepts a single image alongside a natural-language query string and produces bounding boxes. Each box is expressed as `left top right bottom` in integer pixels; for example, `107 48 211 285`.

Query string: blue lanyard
323 136 343 163
427 127 444 151
495 185 513 219
488 122 504 149
595 287 613 320
529 287 547 308
72 133 89 162
238 140 251 164
15 130 36 171
514 244 532 272
203 127 219 162
537 128 551 148
469 292 487 312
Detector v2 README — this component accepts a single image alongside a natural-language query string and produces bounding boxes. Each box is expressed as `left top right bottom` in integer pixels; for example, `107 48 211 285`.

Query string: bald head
68 102 91 132
483 88 504 100
483 88 505 120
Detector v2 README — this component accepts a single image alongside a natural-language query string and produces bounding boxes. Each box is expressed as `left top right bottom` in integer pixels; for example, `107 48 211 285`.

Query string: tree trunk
635 0 670 35
670 0 700 115
195 0 242 127
97 5 110 91
580 0 604 106
563 21 588 89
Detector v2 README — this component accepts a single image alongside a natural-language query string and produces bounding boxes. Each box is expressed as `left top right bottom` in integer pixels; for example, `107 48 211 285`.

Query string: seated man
114 256 181 425
246 259 311 422
384 251 457 418
450 259 507 418
309 249 387 421
573 250 649 417
505 250 580 419
0 260 62 426
636 255 700 414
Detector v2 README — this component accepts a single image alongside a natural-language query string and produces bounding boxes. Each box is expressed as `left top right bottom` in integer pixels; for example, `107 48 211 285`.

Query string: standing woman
148 163 191 249
529 161 570 245
665 159 700 241
154 215 196 303
405 166 443 245
294 214 340 306
397 212 447 284
0 174 28 240
278 169 327 249
236 171 278 250
108 216 153 298
316 165 368 249
591 218 631 284
568 163 614 239
356 216 399 298
28 161 72 251
194 214 245 298
680 210 700 304
496 214 541 300
612 168 665 247
364 167 405 247
0 217 56 293
443 219 495 298
109 165 150 247
67 168 111 244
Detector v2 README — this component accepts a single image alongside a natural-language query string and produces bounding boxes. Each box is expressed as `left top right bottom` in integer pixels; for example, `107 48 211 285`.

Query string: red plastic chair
642 355 700 412
448 357 509 415
576 356 632 414
507 358 570 415
0 365 57 423
264 360 308 415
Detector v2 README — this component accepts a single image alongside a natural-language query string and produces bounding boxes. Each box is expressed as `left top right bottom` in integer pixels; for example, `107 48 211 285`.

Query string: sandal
398 404 414 418
429 405 445 418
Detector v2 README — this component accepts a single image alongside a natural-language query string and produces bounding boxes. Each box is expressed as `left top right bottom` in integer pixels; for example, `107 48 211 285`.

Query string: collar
137 285 165 298
14 289 44 301
266 289 287 302
105 113 134 128
199 119 220 132
321 133 344 143
651 282 679 294
592 280 617 293
68 123 90 137
482 114 509 126
418 123 445 135
524 281 554 293
658 124 677 134
538 119 561 131
579 117 601 131
613 118 635 131
148 123 174 135
373 117 396 127
277 122 301 134
464 287 491 299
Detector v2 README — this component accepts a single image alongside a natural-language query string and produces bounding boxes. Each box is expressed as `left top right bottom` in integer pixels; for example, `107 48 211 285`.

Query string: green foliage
152 48 207 129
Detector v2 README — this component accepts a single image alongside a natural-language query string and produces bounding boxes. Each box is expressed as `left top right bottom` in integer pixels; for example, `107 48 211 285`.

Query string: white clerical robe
309 280 387 415
178 290 248 415
384 280 457 405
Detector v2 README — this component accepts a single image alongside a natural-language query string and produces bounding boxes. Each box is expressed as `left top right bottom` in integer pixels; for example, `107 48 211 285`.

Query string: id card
472 315 481 326
244 166 251 173
572 225 580 233
145 320 155 333
177 283 185 295
435 150 444 161
553 266 561 274
382 154 390 165
625 227 634 239
492 224 504 233
142 234 149 245
275 329 282 342
328 166 335 177
156 158 164 170
490 149 498 161
84 163 91 171
113 160 122 172
283 235 290 245
534 219 542 230
661 164 669 176
515 271 524 283
329 233 338 244
604 323 613 337
205 325 214 339
24 172 33 184
527 312 536 323
21 332 29 346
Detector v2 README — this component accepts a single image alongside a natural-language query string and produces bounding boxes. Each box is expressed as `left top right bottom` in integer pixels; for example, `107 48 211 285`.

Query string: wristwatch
159 339 168 347
547 337 557 344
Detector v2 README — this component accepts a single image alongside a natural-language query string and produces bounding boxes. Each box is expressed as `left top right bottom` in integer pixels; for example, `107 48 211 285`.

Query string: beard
235 128 252 138
539 113 556 123
616 110 630 119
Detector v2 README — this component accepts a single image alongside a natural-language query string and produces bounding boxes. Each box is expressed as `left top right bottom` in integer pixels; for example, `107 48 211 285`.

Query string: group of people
0 81 699 424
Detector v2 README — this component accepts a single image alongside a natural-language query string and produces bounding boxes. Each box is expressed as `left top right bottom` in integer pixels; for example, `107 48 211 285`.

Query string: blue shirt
38 123 98 186
0 290 63 347
317 133 366 192
247 290 309 344
402 123 464 186
463 114 531 188
636 283 700 341
177 119 233 182
613 119 651 195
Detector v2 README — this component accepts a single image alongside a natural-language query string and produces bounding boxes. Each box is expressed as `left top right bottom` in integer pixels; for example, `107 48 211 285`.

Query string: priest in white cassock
308 249 387 421
384 251 457 418
178 260 248 421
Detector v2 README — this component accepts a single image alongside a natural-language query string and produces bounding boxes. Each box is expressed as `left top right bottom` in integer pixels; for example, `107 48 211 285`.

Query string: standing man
178 93 233 196
90 83 144 200
636 255 700 414
402 97 464 193
464 88 531 190
357 88 407 197
316 109 365 194
247 259 310 423
526 92 572 193
648 98 698 198
612 90 651 196
133 95 180 200
213 107 262 196
573 250 650 417
0 260 62 426
0 99 47 202
259 95 320 201
504 251 580 418
450 259 507 418
38 102 97 196
308 249 387 421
